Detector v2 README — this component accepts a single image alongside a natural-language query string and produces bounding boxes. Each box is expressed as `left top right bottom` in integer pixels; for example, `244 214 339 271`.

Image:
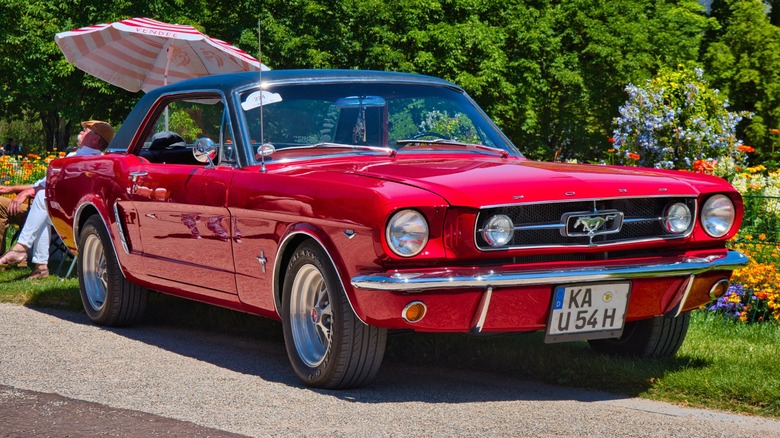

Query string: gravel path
1 303 779 437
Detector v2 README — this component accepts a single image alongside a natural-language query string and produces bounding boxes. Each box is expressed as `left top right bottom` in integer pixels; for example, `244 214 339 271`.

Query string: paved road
1 303 779 437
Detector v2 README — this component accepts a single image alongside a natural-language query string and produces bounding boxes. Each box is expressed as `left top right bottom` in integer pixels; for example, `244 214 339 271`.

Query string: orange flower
627 152 640 160
737 145 755 153
607 148 616 153
693 159 716 174
770 129 780 135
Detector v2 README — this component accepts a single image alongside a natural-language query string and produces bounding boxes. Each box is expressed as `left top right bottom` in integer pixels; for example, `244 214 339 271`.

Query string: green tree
0 0 235 151
703 0 780 169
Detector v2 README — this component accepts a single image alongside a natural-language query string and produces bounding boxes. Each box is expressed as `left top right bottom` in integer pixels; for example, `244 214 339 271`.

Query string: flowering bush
707 245 780 323
612 66 751 170
0 152 62 188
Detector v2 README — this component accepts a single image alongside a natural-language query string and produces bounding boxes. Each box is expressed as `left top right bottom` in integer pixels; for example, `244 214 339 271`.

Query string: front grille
475 197 696 250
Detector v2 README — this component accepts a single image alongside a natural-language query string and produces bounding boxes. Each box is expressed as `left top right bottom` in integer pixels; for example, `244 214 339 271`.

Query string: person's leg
0 197 10 252
16 190 48 249
0 191 45 266
30 221 51 265
27 221 51 279
0 197 30 252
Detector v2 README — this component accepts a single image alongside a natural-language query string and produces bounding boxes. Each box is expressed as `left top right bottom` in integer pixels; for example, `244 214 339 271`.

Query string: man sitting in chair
0 120 113 279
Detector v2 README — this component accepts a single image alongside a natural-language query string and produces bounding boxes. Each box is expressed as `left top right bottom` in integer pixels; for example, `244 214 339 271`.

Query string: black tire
78 215 147 326
588 312 690 358
282 242 387 389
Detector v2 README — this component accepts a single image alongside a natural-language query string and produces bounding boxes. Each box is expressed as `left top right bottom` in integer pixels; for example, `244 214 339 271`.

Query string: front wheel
78 216 147 326
282 242 387 389
588 312 690 358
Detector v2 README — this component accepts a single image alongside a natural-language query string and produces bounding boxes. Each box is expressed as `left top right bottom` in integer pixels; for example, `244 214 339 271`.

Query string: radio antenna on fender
257 17 267 173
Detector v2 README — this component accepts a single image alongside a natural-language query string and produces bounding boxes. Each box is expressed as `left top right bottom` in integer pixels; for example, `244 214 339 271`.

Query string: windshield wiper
276 142 397 157
396 138 509 158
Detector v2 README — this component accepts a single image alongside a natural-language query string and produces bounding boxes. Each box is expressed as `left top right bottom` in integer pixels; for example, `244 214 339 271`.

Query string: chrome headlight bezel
701 194 736 238
481 214 515 247
386 209 429 257
663 202 693 234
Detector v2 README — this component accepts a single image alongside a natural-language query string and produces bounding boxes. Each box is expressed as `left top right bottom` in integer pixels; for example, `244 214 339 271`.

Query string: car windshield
238 82 520 162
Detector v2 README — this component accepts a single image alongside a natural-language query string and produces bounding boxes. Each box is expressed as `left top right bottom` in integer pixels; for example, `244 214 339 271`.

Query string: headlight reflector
701 195 736 238
386 209 429 257
482 214 515 247
663 202 692 234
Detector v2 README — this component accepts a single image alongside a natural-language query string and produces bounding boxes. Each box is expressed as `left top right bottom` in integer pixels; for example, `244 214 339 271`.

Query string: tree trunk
40 111 74 152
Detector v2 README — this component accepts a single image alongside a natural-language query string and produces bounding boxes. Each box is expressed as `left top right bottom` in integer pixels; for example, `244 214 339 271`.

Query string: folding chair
49 228 77 279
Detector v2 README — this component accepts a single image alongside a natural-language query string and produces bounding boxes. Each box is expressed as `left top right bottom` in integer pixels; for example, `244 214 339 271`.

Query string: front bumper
351 250 748 292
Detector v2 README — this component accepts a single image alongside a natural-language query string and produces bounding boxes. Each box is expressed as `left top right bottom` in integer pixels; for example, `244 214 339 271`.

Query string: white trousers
17 190 51 265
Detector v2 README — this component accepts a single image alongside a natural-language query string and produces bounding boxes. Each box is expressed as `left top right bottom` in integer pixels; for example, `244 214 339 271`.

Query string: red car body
47 70 747 388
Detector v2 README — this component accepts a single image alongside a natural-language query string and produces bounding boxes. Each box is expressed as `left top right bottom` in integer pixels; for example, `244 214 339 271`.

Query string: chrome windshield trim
350 250 748 292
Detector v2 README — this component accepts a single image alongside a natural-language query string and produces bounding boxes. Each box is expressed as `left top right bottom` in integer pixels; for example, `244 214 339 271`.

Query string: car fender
272 222 365 323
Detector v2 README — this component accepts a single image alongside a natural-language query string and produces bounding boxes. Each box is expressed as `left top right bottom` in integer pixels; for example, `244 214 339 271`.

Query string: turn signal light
402 301 427 323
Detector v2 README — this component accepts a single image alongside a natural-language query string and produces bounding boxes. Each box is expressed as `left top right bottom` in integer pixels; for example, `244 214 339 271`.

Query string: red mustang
47 70 747 388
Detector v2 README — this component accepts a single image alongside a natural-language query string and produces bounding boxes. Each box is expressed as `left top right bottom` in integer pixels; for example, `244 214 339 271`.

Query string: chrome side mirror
255 143 276 173
193 137 217 168
255 143 276 158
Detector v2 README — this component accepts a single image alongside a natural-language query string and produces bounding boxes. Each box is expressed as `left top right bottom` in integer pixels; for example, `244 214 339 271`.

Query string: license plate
544 282 631 343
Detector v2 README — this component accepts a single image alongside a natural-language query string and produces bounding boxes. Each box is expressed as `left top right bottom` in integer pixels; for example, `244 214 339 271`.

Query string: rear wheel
282 242 386 389
78 216 147 326
588 312 690 358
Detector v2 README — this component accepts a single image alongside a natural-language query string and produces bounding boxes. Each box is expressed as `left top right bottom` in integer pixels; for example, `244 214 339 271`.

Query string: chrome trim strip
476 234 688 251
477 194 697 210
671 275 695 317
112 202 130 254
350 250 748 292
470 286 493 333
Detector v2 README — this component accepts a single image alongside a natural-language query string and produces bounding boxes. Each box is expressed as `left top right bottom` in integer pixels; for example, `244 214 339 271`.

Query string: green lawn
1 266 778 418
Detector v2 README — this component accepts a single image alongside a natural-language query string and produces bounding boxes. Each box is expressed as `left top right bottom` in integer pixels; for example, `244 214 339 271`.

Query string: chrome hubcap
290 264 332 368
82 233 108 311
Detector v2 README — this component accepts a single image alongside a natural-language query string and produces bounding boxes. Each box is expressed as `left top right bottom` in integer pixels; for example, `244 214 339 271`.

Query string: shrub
612 66 751 170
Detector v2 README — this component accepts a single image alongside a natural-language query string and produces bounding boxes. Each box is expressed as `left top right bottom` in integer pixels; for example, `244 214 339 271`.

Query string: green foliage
703 0 780 169
1 0 779 163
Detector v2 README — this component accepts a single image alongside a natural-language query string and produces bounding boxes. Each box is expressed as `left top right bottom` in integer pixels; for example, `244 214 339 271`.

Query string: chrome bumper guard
350 250 748 292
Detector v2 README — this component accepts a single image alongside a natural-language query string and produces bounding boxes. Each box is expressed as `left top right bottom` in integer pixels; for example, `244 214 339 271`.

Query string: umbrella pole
164 45 173 131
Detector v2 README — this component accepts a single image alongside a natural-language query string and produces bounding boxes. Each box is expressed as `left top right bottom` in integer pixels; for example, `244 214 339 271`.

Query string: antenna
258 18 267 173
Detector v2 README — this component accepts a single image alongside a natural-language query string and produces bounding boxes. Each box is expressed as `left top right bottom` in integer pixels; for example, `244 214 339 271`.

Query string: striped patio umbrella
55 17 268 93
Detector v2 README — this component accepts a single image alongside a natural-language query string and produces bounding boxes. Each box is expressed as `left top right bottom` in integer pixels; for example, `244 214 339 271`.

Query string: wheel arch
272 225 364 324
73 201 123 270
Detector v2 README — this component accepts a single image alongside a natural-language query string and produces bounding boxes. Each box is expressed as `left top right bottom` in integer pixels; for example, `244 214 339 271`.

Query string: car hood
327 157 731 207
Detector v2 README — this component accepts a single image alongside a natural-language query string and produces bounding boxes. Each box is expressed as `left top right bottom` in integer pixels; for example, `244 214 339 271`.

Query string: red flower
627 152 640 160
693 159 716 174
608 137 616 143
738 145 755 153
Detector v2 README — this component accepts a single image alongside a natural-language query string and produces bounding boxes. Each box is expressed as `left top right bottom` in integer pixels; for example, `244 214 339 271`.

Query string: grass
1 266 778 419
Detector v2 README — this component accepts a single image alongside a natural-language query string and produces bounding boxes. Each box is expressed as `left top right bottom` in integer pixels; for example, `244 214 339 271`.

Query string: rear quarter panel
47 153 146 274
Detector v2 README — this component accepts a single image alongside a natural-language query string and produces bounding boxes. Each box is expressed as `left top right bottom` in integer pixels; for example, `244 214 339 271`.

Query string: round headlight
663 202 692 234
701 194 736 238
481 214 515 247
386 209 429 257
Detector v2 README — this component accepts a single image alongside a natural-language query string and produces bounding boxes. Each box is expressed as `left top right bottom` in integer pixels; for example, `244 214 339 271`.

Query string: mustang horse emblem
573 214 617 235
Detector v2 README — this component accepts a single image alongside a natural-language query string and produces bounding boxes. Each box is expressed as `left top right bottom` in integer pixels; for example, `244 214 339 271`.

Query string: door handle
129 171 148 182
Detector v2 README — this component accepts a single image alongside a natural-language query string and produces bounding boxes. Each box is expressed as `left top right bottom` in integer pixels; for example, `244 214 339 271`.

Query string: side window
139 94 235 165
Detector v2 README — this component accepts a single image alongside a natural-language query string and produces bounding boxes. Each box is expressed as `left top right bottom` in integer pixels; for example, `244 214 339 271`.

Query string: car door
130 164 236 295
124 93 240 297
